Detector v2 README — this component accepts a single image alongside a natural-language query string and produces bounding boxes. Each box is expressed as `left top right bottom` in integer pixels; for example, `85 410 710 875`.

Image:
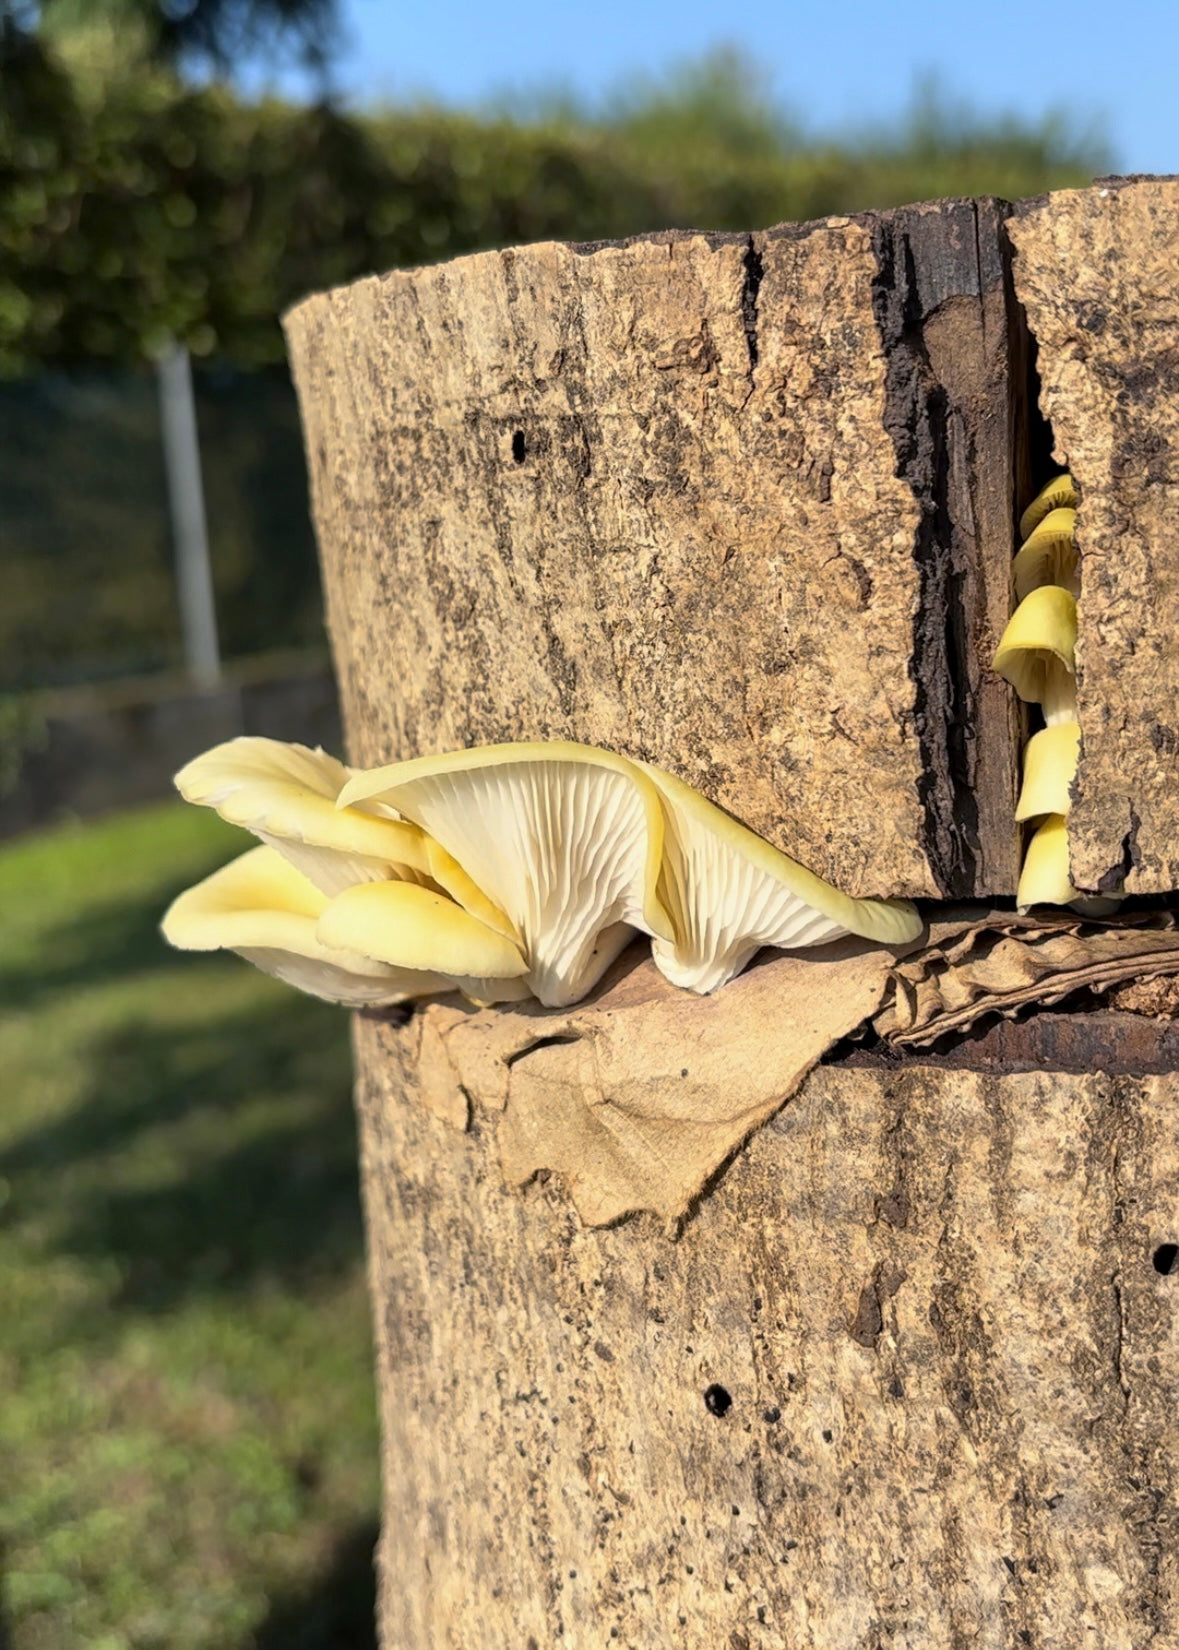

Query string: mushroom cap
1016 814 1077 912
339 742 673 1007
635 759 924 994
174 736 514 939
1014 722 1081 823
317 880 528 982
993 586 1078 722
1019 473 1078 541
175 737 423 891
160 844 445 1005
1013 508 1079 601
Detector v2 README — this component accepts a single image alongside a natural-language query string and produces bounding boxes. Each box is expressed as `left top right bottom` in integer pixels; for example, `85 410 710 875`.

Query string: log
282 181 1179 1647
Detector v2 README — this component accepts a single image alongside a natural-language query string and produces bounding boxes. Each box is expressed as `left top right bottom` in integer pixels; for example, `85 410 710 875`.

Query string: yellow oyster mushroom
317 881 532 1005
1013 507 1079 601
993 586 1078 725
1017 815 1077 911
1014 722 1081 822
1016 814 1121 916
340 742 673 1008
174 735 514 939
633 760 924 993
161 844 462 1006
1019 472 1078 541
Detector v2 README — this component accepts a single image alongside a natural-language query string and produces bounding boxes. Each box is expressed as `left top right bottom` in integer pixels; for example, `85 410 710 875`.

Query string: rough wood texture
357 1011 1179 1649
284 202 1021 900
285 182 1179 1648
1010 177 1179 895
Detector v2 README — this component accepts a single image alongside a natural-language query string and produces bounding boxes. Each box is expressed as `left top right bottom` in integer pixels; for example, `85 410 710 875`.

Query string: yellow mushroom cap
160 844 447 1006
993 586 1078 724
174 737 427 893
1019 473 1078 541
636 759 924 994
317 881 528 981
1014 722 1081 822
1016 815 1077 912
339 742 672 1007
173 736 515 941
1013 507 1079 601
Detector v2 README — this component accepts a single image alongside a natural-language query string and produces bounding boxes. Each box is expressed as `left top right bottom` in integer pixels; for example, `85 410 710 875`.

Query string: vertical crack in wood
871 211 981 897
740 237 763 376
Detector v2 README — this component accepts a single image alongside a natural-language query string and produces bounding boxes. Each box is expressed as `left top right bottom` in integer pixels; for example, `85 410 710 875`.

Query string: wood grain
357 1008 1179 1650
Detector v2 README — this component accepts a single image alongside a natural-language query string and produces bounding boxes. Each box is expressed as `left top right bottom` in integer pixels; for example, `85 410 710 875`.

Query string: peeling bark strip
1010 177 1179 895
285 206 1023 900
357 1024 1179 1650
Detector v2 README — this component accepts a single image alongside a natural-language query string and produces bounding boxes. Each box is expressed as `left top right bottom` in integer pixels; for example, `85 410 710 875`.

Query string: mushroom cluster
993 474 1117 912
162 737 923 1009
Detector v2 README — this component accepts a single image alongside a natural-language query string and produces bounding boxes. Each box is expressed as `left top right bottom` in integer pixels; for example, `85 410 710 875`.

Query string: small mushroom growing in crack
1016 815 1078 911
1014 722 1082 823
993 584 1078 727
1018 471 1078 540
1013 508 1079 599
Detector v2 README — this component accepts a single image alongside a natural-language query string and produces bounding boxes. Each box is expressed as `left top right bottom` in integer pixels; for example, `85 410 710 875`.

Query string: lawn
0 803 380 1650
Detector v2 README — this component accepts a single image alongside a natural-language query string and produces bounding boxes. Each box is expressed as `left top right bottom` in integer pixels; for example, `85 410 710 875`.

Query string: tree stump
284 177 1179 1648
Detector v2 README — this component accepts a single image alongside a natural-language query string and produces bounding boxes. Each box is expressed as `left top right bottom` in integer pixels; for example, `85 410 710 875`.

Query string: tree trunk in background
284 178 1179 1648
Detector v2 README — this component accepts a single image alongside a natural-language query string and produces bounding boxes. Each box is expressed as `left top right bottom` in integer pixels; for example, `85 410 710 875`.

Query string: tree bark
283 180 1179 1648
285 201 1023 901
355 1009 1179 1650
1010 177 1179 895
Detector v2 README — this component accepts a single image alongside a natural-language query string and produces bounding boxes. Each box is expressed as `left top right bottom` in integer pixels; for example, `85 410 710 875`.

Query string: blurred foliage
34 0 339 73
1 32 1111 374
0 35 1110 690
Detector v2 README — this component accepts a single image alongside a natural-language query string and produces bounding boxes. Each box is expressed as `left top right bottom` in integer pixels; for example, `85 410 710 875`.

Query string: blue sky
268 0 1178 175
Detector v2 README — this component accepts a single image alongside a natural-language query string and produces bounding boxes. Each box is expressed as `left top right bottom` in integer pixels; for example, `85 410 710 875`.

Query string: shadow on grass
1 842 368 1328
0 1541 11 1650
0 859 216 1012
2 991 362 1320
249 1518 380 1650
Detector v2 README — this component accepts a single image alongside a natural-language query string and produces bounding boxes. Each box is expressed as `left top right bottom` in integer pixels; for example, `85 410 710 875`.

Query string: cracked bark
354 1011 1179 1650
1010 177 1179 894
285 204 1022 901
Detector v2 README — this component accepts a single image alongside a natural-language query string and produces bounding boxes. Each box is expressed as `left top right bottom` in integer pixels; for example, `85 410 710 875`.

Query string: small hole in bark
511 429 527 464
1152 1242 1179 1275
703 1383 732 1417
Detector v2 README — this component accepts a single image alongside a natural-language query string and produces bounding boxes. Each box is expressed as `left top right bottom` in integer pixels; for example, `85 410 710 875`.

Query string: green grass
0 803 380 1650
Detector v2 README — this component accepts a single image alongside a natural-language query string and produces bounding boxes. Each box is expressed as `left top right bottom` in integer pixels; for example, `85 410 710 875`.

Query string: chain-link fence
0 363 325 694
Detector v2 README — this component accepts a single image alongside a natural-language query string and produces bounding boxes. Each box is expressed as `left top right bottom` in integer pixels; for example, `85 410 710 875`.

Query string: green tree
31 0 339 73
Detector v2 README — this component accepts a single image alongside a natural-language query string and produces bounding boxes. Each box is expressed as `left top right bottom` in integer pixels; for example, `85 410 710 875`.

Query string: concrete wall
1 654 341 838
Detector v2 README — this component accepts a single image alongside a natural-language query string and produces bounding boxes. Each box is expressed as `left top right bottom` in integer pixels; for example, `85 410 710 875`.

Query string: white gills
339 742 673 1008
635 759 924 994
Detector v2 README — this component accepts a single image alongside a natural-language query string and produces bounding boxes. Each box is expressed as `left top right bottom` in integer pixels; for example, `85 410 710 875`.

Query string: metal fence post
157 341 220 687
